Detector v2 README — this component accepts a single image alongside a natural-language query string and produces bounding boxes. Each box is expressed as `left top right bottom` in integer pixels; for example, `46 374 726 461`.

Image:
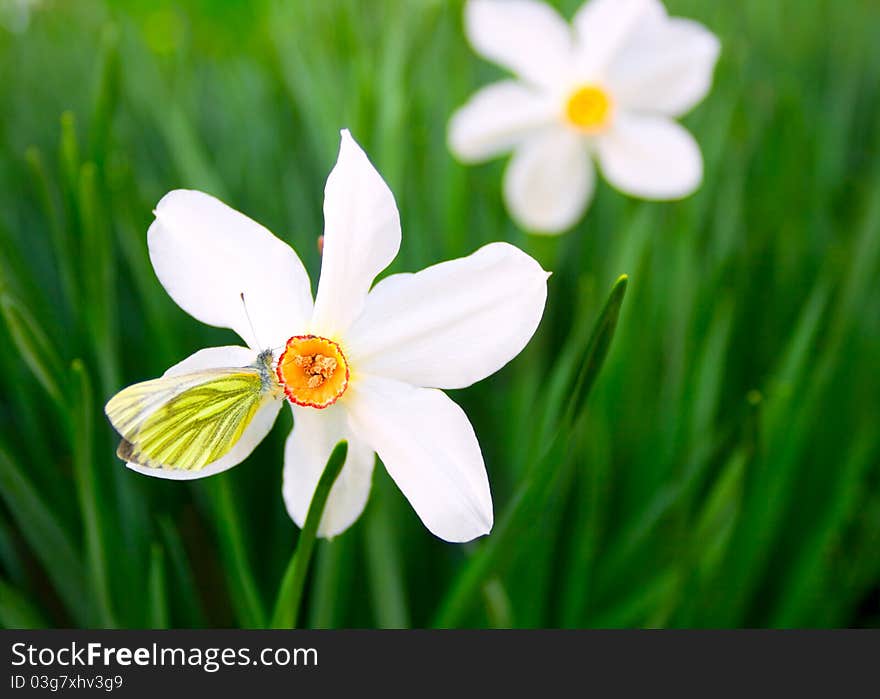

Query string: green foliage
0 0 878 629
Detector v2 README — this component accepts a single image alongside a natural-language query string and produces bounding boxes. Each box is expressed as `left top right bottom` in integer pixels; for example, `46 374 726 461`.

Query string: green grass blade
691 448 749 584
0 445 89 625
770 435 876 626
78 162 118 392
0 294 67 410
363 472 410 628
562 275 629 426
24 146 77 312
589 568 680 628
433 276 629 627
482 578 514 628
148 543 169 629
89 24 120 168
0 579 48 629
307 537 354 629
158 517 206 627
70 359 116 627
58 111 81 236
762 282 831 435
558 416 612 627
711 281 832 625
207 477 266 629
0 519 27 588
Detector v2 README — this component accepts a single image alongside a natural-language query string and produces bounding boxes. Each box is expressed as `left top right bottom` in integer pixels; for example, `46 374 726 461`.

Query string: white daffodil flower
449 0 720 234
131 130 549 543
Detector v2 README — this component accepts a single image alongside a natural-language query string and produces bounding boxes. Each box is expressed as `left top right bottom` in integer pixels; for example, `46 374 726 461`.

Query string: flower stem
270 441 348 629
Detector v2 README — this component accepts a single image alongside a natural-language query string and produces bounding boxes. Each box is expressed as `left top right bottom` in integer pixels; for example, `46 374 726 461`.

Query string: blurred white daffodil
449 0 720 234
131 130 549 543
0 0 42 33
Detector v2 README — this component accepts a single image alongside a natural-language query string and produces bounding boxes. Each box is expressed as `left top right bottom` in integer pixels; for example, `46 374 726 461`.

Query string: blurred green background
1 0 878 629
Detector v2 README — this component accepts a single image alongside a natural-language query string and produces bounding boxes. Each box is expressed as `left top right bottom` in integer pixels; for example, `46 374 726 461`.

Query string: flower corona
276 335 349 408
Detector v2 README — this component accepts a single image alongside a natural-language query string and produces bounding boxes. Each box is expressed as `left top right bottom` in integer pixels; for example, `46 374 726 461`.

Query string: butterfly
104 349 281 472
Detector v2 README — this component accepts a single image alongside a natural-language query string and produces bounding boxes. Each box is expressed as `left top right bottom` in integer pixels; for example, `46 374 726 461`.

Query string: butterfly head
255 348 284 397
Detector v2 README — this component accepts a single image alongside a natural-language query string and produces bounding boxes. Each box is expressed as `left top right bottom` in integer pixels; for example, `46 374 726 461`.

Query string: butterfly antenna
240 292 263 351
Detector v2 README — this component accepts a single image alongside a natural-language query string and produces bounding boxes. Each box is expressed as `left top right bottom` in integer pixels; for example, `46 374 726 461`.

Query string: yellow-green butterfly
104 349 280 472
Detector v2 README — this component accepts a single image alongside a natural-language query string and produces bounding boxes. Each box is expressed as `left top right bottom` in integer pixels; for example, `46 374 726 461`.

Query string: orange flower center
276 335 349 409
565 85 612 133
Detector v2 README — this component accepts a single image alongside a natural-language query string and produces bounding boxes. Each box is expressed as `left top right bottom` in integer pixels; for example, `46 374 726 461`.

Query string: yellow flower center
565 85 612 133
276 335 349 408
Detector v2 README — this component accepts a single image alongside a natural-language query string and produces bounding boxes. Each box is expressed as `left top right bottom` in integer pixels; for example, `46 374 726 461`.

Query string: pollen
565 85 612 133
276 335 349 408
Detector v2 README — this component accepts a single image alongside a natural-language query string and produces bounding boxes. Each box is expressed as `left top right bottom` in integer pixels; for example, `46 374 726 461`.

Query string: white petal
448 80 556 163
606 18 720 117
125 346 282 480
164 345 257 375
346 376 492 543
503 129 594 233
572 0 666 77
310 130 401 339
347 243 548 389
282 403 375 538
597 112 703 199
465 0 575 90
148 190 313 351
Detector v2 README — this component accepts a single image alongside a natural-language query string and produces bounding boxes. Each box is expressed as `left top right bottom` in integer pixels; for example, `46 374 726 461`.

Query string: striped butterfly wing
105 368 269 471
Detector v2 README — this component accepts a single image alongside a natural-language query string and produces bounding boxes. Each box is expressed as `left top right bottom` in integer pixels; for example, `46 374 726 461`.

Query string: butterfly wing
105 368 270 471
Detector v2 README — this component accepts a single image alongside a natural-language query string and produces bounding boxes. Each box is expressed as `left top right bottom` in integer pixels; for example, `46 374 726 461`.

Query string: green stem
270 441 348 629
